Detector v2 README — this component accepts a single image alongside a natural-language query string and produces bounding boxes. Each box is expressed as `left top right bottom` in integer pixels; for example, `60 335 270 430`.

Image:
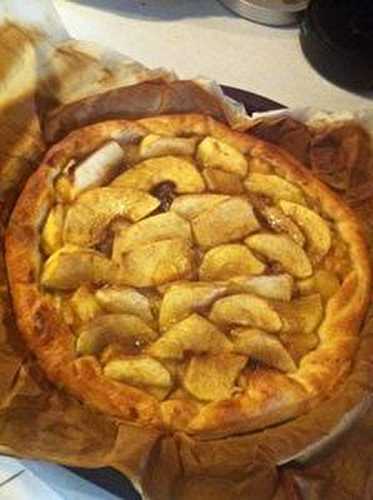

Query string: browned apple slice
274 293 323 335
41 245 115 290
159 281 228 331
192 197 259 248
72 141 124 196
297 270 340 302
104 356 172 389
41 204 65 255
140 134 199 158
229 274 294 301
199 244 265 281
231 328 296 372
117 238 194 287
245 234 312 278
70 286 102 323
183 353 247 401
259 206 306 246
112 212 191 259
279 331 319 363
170 194 229 220
209 294 282 333
95 286 153 324
244 173 305 204
148 313 232 360
248 157 272 174
63 188 160 247
196 137 248 177
202 168 244 195
111 156 205 193
76 314 157 355
279 201 332 263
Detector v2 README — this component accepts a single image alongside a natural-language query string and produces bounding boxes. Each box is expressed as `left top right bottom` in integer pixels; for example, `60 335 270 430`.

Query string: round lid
219 0 309 26
300 0 373 90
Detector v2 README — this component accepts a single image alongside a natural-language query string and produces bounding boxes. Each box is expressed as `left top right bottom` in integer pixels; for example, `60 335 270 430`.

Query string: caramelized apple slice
231 328 296 373
73 141 124 196
279 331 319 363
140 134 198 158
70 286 102 323
159 282 228 331
199 244 265 281
118 238 194 287
245 234 312 278
196 137 248 177
41 204 65 255
111 156 205 193
279 201 332 263
192 197 259 248
259 206 306 246
170 194 229 220
244 173 305 204
274 293 323 334
104 356 172 389
297 270 340 302
210 294 282 333
76 314 157 355
112 212 191 259
202 168 244 195
41 245 115 290
63 188 160 247
184 353 247 401
229 274 293 301
95 286 153 324
148 313 232 360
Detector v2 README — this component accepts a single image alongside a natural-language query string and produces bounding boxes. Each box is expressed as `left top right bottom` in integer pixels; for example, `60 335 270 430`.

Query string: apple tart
5 114 371 437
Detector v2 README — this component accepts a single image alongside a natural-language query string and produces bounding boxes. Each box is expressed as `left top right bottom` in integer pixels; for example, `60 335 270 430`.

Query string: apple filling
40 130 346 415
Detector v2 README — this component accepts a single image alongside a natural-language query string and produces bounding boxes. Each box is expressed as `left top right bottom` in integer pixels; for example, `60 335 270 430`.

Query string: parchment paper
0 2 372 499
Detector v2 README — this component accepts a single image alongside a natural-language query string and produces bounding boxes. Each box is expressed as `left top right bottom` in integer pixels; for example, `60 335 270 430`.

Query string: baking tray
66 85 284 499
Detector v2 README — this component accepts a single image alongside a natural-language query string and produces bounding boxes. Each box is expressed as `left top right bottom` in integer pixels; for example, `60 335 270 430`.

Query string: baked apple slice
104 356 172 389
63 188 160 247
159 281 228 331
95 286 154 324
170 194 229 220
209 294 282 333
259 206 306 246
111 156 205 193
274 293 323 334
41 204 65 255
184 353 247 401
229 274 294 301
72 141 124 196
202 168 244 195
41 245 115 290
76 314 157 355
112 212 191 258
70 286 102 323
244 173 305 204
231 328 296 373
245 233 313 278
192 197 259 248
199 244 265 281
297 269 340 302
279 201 332 262
118 238 194 287
139 134 198 158
196 137 248 177
148 313 232 360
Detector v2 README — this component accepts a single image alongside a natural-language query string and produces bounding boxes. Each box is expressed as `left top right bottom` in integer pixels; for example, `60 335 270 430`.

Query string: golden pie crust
5 114 371 438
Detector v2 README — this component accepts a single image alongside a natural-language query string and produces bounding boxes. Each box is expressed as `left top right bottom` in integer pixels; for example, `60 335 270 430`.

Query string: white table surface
53 0 373 110
0 2 372 499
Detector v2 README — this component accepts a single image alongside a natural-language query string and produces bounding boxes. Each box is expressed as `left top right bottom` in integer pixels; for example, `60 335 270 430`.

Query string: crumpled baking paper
0 1 372 499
